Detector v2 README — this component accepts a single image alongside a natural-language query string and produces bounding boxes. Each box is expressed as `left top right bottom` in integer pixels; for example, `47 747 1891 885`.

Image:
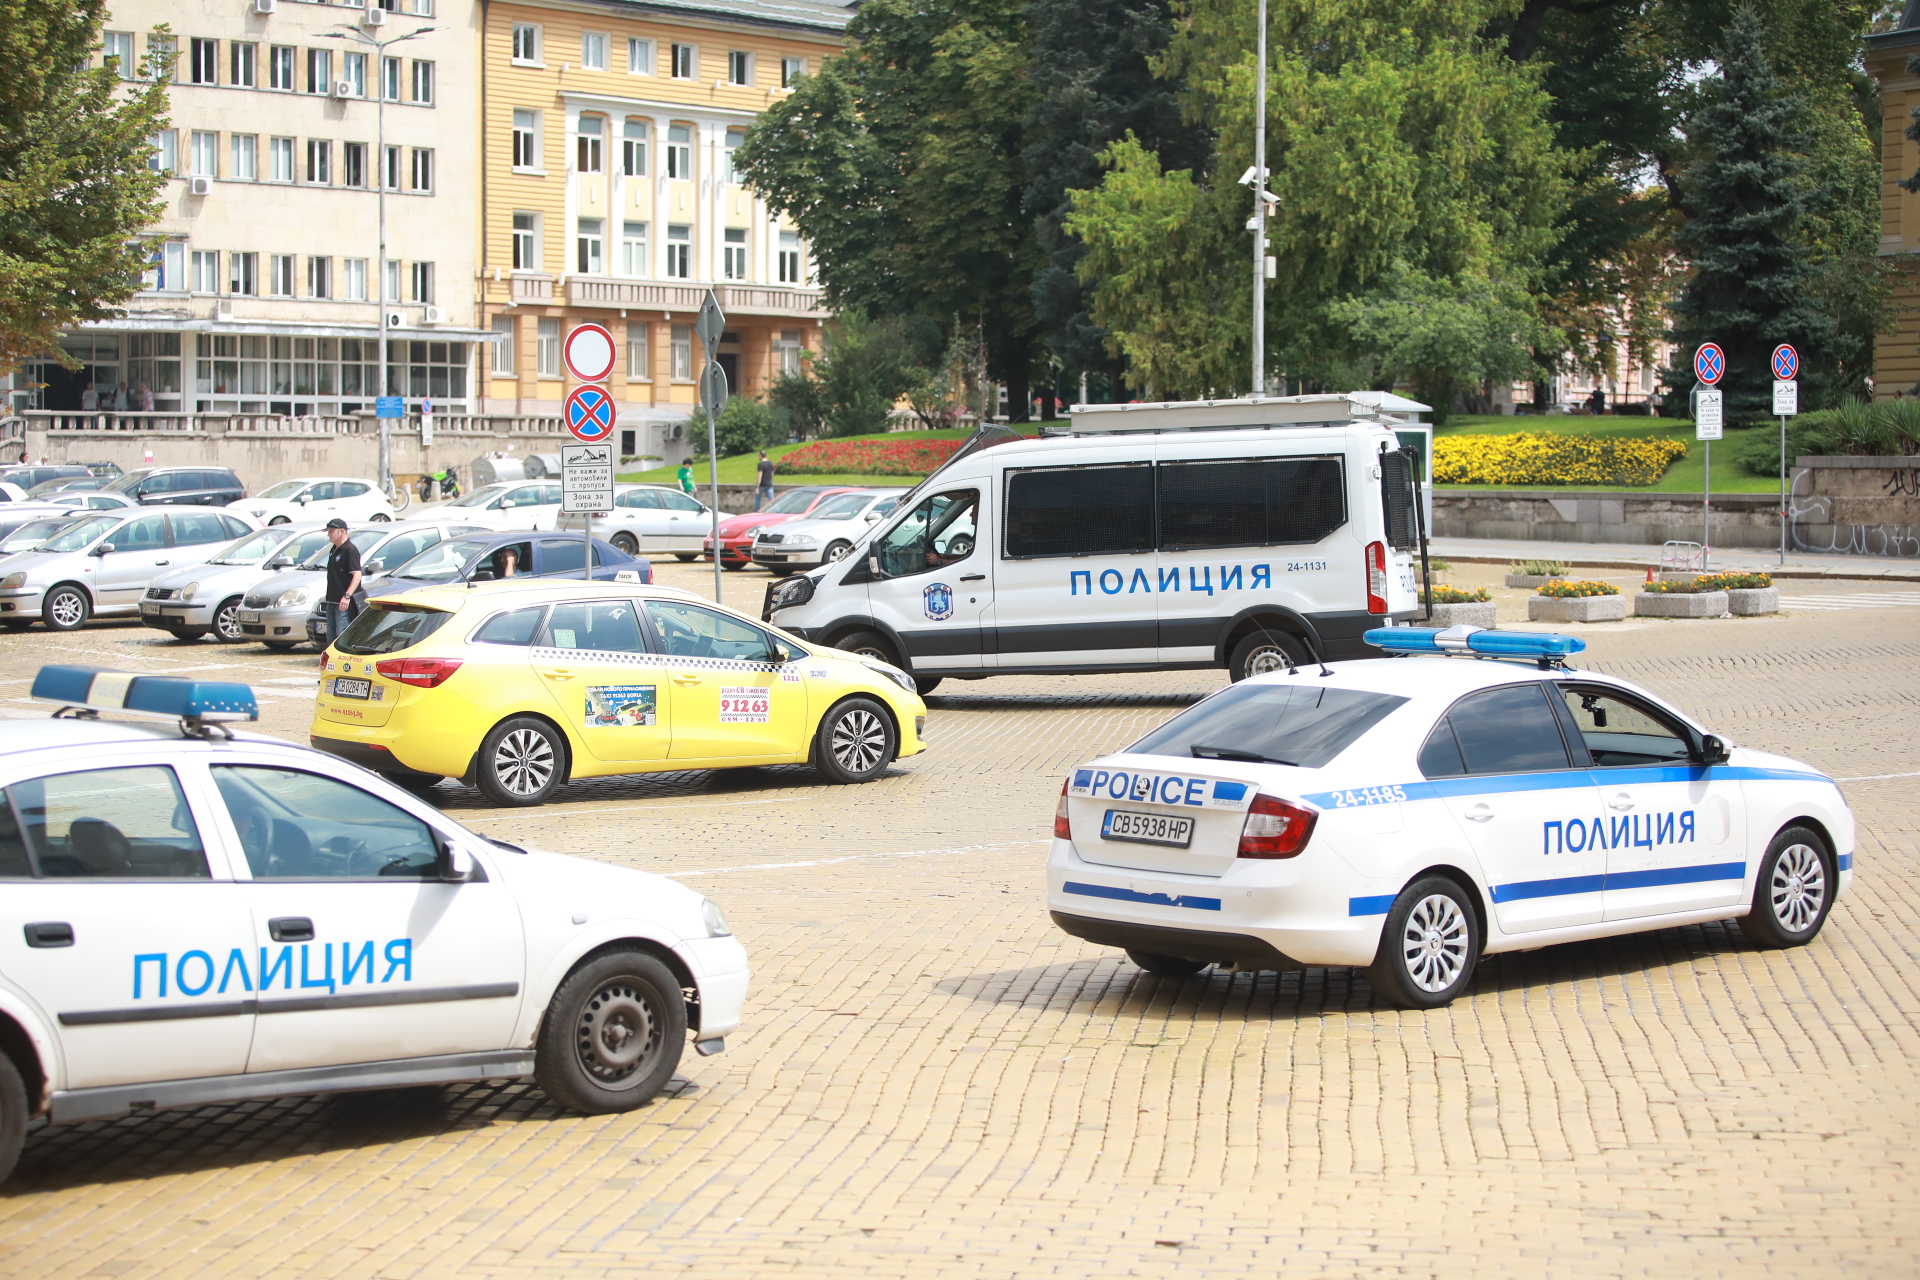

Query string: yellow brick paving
0 560 1913 1277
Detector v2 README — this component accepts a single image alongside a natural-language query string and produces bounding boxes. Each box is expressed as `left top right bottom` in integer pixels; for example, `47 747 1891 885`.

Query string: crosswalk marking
1783 591 1920 611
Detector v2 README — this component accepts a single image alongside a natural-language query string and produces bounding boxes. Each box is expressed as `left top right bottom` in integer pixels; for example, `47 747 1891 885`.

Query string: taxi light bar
31 665 259 723
1364 626 1585 662
1238 794 1316 859
374 656 464 689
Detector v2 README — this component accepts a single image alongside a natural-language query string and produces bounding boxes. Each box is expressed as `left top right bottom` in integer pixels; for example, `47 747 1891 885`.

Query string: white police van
763 395 1429 692
0 667 748 1182
1046 627 1853 1008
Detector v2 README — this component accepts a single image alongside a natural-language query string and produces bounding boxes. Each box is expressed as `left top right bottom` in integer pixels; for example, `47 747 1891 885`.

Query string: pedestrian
754 449 775 511
111 383 129 412
79 382 97 411
1589 385 1606 416
677 458 694 495
323 518 363 645
137 383 153 412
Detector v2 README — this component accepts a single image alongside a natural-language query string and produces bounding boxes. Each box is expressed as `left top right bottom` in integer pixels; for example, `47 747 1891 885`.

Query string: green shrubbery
1734 399 1920 476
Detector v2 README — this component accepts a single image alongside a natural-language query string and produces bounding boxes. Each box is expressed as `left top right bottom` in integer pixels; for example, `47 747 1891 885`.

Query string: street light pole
1250 0 1267 397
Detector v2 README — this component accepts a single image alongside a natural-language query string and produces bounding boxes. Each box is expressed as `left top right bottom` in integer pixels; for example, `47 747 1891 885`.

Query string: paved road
0 559 1915 1278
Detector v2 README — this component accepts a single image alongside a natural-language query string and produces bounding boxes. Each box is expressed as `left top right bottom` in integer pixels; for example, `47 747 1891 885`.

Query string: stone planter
1528 594 1627 623
1727 587 1780 616
1657 571 1700 585
1504 573 1565 588
1423 601 1498 629
1634 590 1729 618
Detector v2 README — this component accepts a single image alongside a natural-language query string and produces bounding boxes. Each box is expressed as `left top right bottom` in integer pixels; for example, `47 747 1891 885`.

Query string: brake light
1237 794 1317 858
374 656 464 688
1365 540 1389 614
1054 780 1072 840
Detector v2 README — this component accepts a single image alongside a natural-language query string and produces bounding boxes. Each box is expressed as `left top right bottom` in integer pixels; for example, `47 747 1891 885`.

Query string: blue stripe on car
1348 894 1398 916
1350 861 1748 916
1838 854 1853 871
1302 764 1832 810
1063 881 1221 911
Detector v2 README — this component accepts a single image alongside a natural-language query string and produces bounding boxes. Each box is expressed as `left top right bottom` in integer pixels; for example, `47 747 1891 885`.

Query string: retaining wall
1789 456 1920 558
1433 490 1780 549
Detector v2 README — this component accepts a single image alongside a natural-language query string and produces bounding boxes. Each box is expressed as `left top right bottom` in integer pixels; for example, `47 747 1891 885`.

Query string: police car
0 667 748 1183
1048 627 1853 1008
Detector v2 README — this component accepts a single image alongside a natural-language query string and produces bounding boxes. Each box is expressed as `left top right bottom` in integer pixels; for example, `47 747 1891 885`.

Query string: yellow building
1869 5 1920 399
478 0 847 461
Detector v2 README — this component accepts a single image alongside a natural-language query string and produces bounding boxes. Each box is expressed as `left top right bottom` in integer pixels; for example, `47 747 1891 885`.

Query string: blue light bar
1463 630 1584 658
1364 627 1585 660
31 665 259 722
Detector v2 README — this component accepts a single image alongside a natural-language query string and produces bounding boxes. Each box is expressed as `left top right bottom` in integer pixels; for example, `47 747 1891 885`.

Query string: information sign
561 443 614 514
375 395 404 419
1773 380 1798 417
563 385 616 443
563 323 617 383
1694 388 1724 440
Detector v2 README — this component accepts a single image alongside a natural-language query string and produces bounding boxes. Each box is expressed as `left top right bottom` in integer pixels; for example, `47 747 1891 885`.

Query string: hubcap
1399 893 1470 993
830 708 887 774
494 727 556 796
575 979 659 1086
1244 643 1289 676
48 592 84 627
1770 843 1827 933
825 543 850 562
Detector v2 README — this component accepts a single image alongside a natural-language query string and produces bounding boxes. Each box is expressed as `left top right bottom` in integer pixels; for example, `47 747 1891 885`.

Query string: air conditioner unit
187 176 213 196
422 305 447 324
252 0 275 13
362 7 386 26
215 302 234 321
385 310 406 328
332 80 354 98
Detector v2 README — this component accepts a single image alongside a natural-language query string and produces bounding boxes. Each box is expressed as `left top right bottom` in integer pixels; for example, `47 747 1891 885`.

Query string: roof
557 0 852 35
1868 3 1920 48
393 579 715 613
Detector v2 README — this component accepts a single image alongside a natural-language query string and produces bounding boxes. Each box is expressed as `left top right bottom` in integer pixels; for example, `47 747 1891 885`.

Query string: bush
1732 419 1830 477
1423 584 1490 603
705 396 778 457
1435 433 1687 485
1509 558 1567 576
1537 579 1619 598
1737 399 1920 475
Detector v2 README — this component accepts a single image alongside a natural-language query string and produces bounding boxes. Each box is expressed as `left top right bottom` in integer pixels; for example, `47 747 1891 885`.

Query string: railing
17 410 571 439
564 277 826 317
715 284 826 316
0 417 24 463
32 411 198 432
225 415 363 435
510 273 555 304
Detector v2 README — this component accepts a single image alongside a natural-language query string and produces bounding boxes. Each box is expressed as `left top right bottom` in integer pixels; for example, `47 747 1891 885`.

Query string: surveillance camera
1238 165 1272 188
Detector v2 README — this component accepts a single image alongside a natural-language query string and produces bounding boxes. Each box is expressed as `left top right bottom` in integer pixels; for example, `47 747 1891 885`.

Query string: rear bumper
1051 911 1304 970
310 733 456 780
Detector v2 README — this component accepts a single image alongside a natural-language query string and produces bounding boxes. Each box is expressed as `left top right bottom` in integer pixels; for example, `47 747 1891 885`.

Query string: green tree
809 312 941 437
709 396 777 457
767 371 825 441
0 0 171 372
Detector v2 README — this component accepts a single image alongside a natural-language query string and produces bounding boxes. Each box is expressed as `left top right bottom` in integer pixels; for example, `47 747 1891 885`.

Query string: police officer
324 518 363 643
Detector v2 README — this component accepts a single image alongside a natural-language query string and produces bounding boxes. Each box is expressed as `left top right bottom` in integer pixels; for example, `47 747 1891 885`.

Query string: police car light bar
31 665 259 724
1364 626 1585 663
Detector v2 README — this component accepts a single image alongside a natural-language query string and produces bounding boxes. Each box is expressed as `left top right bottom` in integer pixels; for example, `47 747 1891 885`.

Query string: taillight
1365 540 1388 614
1237 794 1317 858
374 656 464 688
1053 780 1072 840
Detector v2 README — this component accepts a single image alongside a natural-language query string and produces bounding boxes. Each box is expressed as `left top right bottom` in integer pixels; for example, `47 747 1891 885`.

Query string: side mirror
865 512 881 522
500 500 516 509
867 553 880 575
435 833 474 882
365 558 384 572
1699 734 1731 765
267 556 292 569
91 542 114 557
769 643 790 664
470 568 496 582
297 495 311 504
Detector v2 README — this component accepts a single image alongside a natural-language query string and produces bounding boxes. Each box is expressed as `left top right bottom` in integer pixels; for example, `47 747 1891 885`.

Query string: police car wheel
211 596 245 643
1738 826 1834 949
1229 631 1304 683
815 697 896 784
534 950 686 1114
1368 877 1480 1009
611 532 638 555
1127 951 1209 978
41 585 89 632
477 716 567 806
0 1052 24 1185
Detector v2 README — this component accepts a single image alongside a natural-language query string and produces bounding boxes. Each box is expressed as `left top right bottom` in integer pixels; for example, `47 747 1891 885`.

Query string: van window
1005 465 1153 559
1380 449 1418 550
1158 457 1346 550
874 490 978 579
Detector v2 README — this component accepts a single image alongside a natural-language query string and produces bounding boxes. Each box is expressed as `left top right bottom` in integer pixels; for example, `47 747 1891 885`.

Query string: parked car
0 510 92 553
0 508 257 630
140 522 333 643
358 530 646 603
750 489 908 576
101 466 246 507
238 522 487 648
25 477 106 498
555 484 712 559
233 476 396 526
79 461 124 479
703 486 861 569
0 465 93 493
411 481 565 531
0 484 29 505
41 491 137 511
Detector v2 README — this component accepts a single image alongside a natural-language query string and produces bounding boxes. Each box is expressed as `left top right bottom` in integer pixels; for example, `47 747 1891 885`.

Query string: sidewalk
1427 535 1920 581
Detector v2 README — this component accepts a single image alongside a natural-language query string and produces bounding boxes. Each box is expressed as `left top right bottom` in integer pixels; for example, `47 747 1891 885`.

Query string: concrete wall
1433 489 1780 549
1789 456 1920 558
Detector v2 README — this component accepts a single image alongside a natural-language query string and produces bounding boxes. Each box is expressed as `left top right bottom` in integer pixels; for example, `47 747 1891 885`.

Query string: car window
139 472 176 494
813 493 873 520
478 541 533 579
1129 683 1410 769
258 479 306 499
661 491 704 513
1005 465 1155 558
503 487 541 507
220 515 251 538
212 766 439 879
766 487 825 515
347 527 388 554
872 498 900 517
275 530 332 563
110 513 168 553
169 511 232 546
472 605 547 646
874 490 978 580
537 538 589 575
209 528 286 565
618 489 663 509
543 600 646 652
540 484 563 504
334 603 453 655
386 538 485 581
0 796 29 876
306 482 337 502
5 766 209 878
2 518 87 553
1157 457 1347 550
1560 687 1691 767
1423 684 1573 778
370 529 439 568
340 482 370 498
647 600 778 662
103 470 150 495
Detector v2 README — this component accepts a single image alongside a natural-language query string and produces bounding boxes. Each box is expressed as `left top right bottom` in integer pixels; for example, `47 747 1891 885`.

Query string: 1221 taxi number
718 686 771 724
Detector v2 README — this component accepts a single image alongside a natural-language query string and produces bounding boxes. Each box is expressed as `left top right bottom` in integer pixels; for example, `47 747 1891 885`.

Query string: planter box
1504 573 1565 588
1423 601 1498 629
1727 587 1779 616
1657 571 1700 585
1528 594 1627 623
1634 590 1729 618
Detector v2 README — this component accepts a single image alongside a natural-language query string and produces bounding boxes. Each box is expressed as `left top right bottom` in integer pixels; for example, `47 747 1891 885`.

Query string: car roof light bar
32 664 259 735
1364 626 1585 669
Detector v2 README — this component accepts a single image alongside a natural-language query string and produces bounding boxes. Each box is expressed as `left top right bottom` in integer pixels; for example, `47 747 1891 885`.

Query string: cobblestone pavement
0 559 1915 1278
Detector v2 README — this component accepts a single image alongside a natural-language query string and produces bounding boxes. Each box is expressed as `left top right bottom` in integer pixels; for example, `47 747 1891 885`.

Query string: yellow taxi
309 580 928 806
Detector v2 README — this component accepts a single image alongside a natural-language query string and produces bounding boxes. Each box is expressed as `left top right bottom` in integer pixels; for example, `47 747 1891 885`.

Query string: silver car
138 522 332 643
238 521 484 649
0 508 257 631
750 490 907 575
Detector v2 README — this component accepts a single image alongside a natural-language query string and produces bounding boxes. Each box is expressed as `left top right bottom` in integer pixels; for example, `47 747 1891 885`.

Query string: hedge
1435 433 1688 486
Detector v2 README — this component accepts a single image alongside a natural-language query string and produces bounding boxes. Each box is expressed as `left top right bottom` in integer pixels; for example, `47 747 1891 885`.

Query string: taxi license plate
239 610 261 623
1102 809 1194 848
332 677 371 700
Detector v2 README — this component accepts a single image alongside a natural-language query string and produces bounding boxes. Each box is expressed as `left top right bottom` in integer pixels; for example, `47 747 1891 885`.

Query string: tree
808 312 941 437
0 0 171 372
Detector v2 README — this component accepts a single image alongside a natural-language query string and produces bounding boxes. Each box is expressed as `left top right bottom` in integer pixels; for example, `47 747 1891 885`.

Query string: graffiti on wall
1788 466 1920 558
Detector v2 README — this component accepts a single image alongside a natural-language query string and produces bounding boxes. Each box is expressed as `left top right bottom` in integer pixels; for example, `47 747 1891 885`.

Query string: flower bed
1423 584 1491 604
1434 433 1687 486
775 438 965 476
1536 579 1620 598
1643 571 1772 593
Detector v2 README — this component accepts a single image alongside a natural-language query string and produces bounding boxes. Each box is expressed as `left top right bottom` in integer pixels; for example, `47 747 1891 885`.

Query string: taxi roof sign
32 665 259 729
1364 626 1585 666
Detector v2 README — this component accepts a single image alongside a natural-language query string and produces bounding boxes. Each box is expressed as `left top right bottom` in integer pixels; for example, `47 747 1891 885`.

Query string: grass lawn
616 425 1033 487
1436 414 1782 494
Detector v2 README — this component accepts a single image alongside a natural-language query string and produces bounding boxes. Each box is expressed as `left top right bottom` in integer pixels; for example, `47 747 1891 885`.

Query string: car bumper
237 605 313 641
139 600 216 629
0 588 46 619
751 549 822 570
678 935 750 1039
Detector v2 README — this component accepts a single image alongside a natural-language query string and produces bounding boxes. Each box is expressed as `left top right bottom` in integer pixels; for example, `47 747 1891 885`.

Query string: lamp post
328 20 436 497
1249 0 1269 396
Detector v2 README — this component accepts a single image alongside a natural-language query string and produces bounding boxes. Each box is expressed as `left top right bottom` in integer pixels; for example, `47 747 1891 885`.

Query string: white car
750 489 908 575
556 484 712 560
42 492 137 511
0 667 750 1185
1047 626 1853 1008
139 522 333 643
0 508 259 631
235 477 395 526
412 481 565 532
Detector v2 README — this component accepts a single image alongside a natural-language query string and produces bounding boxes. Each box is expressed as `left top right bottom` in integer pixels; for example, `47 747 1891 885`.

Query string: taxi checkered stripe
530 646 787 675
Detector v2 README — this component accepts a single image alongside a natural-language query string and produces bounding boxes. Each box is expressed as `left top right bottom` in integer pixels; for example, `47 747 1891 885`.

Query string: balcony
510 273 555 304
565 276 826 318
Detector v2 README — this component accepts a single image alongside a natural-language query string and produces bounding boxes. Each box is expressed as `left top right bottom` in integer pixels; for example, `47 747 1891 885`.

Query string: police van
762 394 1428 692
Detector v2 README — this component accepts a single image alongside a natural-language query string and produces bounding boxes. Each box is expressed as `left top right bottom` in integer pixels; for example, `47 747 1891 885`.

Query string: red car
703 485 861 569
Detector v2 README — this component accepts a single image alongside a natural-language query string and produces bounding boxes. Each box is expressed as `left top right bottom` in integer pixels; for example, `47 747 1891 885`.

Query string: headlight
700 898 733 937
783 535 817 549
0 573 24 589
180 581 200 602
858 657 918 694
274 586 313 608
768 575 815 611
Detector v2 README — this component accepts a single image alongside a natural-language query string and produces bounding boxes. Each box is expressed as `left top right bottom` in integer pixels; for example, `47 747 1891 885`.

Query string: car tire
41 585 89 632
167 627 208 641
1738 826 1835 949
837 628 902 668
534 950 687 1114
1367 876 1481 1009
268 516 290 526
1127 951 1209 978
476 715 568 806
210 596 244 644
370 513 391 522
823 540 853 563
611 531 639 556
0 1051 26 1186
674 553 697 562
914 676 942 696
1229 630 1306 683
814 696 897 784
724 559 751 571
263 640 299 651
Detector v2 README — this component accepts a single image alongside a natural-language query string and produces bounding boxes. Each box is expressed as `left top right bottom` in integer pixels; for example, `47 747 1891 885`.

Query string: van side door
994 463 1154 670
858 488 993 673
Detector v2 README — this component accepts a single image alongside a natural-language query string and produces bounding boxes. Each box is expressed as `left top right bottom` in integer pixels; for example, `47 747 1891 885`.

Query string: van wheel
611 531 638 555
0 1052 24 1185
1738 826 1834 948
1229 630 1303 682
534 950 686 1114
1127 951 1208 977
837 629 902 668
1367 876 1480 1009
476 716 567 806
914 676 942 696
42 585 89 631
814 697 896 783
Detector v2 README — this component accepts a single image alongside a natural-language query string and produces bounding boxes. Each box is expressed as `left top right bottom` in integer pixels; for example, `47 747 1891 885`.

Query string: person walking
677 458 694 495
754 449 775 511
323 518 363 645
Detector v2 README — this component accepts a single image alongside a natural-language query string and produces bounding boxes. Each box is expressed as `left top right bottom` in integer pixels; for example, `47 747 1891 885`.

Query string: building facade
1869 5 1920 401
478 0 846 462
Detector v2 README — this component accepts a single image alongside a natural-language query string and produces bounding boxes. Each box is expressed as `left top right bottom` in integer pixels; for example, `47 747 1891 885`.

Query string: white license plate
239 611 261 623
331 677 371 700
1102 809 1195 847
140 602 159 616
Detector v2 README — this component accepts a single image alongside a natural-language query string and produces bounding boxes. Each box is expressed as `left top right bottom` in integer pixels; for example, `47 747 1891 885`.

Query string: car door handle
1608 794 1634 811
673 674 704 686
960 574 985 582
268 916 314 942
1464 802 1494 822
24 921 73 948
542 669 576 680
154 559 169 566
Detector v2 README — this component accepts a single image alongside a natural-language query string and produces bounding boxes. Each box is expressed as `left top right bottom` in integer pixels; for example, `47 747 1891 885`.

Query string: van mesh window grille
1158 457 1346 550
1005 465 1155 558
1380 449 1418 551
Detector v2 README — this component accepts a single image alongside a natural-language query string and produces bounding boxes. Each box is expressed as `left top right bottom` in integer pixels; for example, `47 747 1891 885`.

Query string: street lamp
327 20 436 497
1245 0 1271 396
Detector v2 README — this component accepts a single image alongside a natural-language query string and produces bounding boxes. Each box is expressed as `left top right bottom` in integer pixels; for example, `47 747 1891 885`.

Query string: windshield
209 528 290 565
446 485 509 508
334 603 452 655
39 515 121 553
102 470 151 495
812 493 876 520
767 488 825 515
257 479 308 499
0 518 85 554
386 537 490 582
1129 683 1409 770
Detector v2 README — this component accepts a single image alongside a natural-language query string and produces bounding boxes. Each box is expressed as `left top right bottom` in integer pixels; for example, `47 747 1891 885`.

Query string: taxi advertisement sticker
586 685 657 727
719 686 771 723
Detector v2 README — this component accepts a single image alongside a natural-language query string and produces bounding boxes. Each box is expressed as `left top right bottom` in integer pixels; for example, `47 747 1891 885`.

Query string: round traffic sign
699 360 729 417
1771 344 1798 380
1693 343 1725 386
564 384 616 442
563 323 617 383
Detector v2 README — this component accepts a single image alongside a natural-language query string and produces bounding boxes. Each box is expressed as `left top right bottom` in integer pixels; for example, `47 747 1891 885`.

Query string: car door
0 760 256 1089
1554 683 1749 919
1421 682 1602 933
658 490 710 551
335 481 377 520
298 481 337 518
166 511 243 570
91 512 172 606
645 598 808 761
614 490 674 547
497 485 545 530
209 761 527 1073
856 488 994 672
523 598 673 763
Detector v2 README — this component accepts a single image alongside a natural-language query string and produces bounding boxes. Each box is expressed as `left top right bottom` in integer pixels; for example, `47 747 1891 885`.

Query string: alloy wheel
46 590 87 629
494 727 556 796
213 600 243 642
1398 893 1470 993
575 980 661 1087
830 708 887 774
1770 843 1827 933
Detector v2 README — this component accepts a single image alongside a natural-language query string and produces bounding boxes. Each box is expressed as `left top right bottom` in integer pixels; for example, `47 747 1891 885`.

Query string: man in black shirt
755 450 775 511
324 518 363 643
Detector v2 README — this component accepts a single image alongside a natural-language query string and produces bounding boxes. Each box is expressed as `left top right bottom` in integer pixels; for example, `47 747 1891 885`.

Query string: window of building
190 250 220 295
270 253 296 298
728 50 752 86
512 108 539 169
410 147 433 192
147 34 175 81
774 329 803 375
511 23 541 64
384 259 400 302
383 144 401 190
576 218 603 274
576 116 603 173
410 59 433 104
626 324 649 379
308 256 332 299
306 48 331 95
666 124 691 179
627 37 653 74
724 125 746 182
723 227 747 280
536 317 560 378
343 52 366 97
580 32 607 70
492 316 516 375
777 229 802 284
230 41 256 87
622 118 647 176
150 129 177 174
306 139 330 185
229 252 257 296
781 56 806 87
343 141 366 188
189 131 218 178
511 212 538 270
269 44 294 90
411 262 434 304
381 55 400 101
103 31 135 79
670 325 693 380
670 42 695 79
268 136 293 182
621 220 648 276
229 133 257 180
189 38 217 84
344 258 368 300
665 224 690 279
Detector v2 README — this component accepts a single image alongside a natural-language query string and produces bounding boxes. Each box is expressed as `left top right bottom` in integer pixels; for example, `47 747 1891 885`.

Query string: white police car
1048 627 1853 1009
0 667 748 1183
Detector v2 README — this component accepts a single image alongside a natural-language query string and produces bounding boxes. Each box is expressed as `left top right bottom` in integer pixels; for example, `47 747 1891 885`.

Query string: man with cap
324 518 363 644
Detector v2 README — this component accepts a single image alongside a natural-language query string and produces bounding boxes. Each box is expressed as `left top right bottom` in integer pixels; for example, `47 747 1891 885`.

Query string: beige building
1870 4 1920 399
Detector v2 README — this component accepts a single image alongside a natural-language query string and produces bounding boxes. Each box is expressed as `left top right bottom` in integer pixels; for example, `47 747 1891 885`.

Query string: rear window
334 604 452 656
1129 682 1409 770
1158 457 1346 550
1005 465 1155 559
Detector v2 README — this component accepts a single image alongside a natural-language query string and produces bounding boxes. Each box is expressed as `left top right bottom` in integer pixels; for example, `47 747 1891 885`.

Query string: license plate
331 677 371 700
140 603 159 616
239 611 261 623
1102 809 1195 847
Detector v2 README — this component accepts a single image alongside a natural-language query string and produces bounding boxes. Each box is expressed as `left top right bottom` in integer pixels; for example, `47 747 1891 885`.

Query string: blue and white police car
0 667 748 1183
1048 627 1853 1008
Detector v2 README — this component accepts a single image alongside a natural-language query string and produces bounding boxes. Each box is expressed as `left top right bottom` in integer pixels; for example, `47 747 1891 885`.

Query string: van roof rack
1065 392 1430 434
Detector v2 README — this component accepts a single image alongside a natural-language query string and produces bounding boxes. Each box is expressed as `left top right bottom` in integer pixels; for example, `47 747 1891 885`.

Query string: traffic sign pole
1691 345 1727 570
1772 345 1799 566
697 291 726 603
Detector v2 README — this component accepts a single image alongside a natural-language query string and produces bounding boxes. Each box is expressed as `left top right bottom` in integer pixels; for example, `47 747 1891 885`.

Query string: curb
1436 554 1920 583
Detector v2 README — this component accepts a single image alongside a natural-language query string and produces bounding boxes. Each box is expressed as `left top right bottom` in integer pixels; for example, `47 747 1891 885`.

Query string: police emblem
923 582 955 621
